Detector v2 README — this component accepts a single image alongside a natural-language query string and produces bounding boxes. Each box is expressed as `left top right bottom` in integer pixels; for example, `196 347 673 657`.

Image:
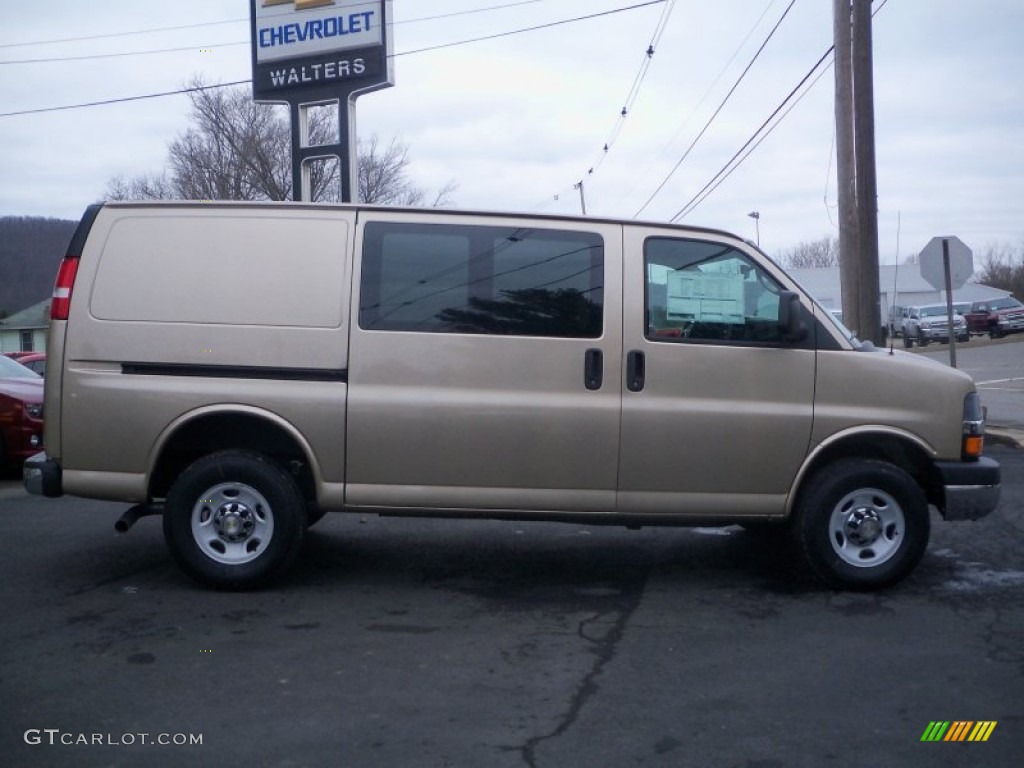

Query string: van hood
862 345 976 383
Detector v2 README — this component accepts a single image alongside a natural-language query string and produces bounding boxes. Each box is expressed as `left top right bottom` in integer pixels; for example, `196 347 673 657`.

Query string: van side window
360 222 603 337
645 237 787 344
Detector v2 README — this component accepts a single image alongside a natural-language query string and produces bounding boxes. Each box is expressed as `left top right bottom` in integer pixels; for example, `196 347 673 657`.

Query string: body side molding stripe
121 362 347 382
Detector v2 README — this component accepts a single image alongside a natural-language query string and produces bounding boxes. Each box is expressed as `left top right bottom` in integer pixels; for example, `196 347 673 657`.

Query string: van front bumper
935 457 1000 521
23 452 63 497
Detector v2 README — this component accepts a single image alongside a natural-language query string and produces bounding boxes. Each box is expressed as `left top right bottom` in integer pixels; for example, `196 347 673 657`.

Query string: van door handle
626 350 645 392
584 348 603 391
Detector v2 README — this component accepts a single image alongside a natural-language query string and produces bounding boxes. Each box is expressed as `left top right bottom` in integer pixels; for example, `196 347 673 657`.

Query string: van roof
99 200 743 244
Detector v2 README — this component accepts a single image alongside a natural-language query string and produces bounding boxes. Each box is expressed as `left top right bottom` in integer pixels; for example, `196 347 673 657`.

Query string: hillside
0 215 77 317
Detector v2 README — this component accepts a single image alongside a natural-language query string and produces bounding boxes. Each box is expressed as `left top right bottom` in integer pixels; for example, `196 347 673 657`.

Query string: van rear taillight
51 203 103 321
51 257 80 320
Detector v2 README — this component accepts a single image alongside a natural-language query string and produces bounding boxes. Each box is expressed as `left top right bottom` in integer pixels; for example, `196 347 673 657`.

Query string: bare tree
105 78 454 205
106 173 175 201
357 135 456 206
975 240 1024 296
780 235 840 268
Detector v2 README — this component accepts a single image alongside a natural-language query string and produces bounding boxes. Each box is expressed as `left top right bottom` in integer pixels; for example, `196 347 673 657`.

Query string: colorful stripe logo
921 721 997 742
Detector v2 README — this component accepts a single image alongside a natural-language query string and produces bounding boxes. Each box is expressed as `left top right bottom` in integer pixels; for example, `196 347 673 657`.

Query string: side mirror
778 291 808 342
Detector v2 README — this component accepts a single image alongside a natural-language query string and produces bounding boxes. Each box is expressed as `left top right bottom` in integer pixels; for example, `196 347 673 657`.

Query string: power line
2 1 663 66
620 0 779 206
0 80 253 119
0 1 559 65
670 0 892 222
395 1 667 58
1 41 249 66
0 1 667 118
678 63 833 221
670 47 833 222
587 0 677 174
0 0 546 51
0 17 245 50
542 0 675 212
634 0 797 218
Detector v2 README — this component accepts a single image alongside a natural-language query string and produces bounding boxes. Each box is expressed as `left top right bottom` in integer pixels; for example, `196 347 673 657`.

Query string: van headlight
962 392 985 460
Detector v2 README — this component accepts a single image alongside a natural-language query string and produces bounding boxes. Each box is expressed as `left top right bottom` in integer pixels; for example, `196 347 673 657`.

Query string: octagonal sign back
919 236 973 291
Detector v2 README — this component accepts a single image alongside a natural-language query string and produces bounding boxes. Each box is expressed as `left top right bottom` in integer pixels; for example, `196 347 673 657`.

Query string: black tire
918 331 928 347
163 451 306 590
794 459 929 590
958 333 969 344
903 334 913 349
989 325 1003 340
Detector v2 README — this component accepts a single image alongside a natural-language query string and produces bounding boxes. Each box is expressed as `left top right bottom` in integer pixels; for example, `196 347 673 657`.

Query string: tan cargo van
25 201 1000 590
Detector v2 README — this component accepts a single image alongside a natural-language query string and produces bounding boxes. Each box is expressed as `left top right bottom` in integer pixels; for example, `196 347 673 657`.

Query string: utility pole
573 181 587 215
853 0 882 345
833 0 882 345
833 0 860 338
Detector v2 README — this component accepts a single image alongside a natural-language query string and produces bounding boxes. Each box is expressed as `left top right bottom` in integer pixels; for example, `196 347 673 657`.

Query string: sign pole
289 99 356 202
918 235 974 368
943 238 957 369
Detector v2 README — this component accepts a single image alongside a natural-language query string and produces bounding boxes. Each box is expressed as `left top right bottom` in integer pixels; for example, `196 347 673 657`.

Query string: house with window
0 299 50 354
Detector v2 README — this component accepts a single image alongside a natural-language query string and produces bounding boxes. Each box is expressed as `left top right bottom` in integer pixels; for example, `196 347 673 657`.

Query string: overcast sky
1 0 1021 261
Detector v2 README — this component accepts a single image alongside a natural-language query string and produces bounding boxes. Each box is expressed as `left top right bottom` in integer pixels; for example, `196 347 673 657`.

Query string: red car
0 354 44 468
16 352 46 377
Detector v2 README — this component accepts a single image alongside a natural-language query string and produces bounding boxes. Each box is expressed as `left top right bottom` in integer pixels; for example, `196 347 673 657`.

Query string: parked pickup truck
900 304 968 348
962 296 1024 339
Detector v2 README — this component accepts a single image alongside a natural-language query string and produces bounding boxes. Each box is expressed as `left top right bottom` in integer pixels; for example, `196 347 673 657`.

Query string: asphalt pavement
0 444 1021 768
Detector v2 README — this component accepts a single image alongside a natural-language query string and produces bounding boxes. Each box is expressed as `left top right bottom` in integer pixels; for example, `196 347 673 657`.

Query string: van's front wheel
795 459 928 590
164 451 305 589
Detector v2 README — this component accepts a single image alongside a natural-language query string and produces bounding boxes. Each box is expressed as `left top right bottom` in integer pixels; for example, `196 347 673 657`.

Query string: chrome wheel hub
844 507 882 546
213 502 256 542
828 488 904 568
191 483 274 565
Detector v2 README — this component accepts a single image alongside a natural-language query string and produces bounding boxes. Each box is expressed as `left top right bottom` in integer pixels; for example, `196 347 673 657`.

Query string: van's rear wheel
795 459 928 590
164 451 305 589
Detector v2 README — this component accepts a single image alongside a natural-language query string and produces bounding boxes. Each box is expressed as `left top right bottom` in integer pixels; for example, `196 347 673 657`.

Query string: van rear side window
359 222 604 337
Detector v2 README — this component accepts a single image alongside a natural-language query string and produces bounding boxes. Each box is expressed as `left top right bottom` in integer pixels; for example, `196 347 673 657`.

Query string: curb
987 427 1023 450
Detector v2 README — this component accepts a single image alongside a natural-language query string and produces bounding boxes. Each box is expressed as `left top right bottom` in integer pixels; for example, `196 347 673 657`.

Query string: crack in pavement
517 576 648 768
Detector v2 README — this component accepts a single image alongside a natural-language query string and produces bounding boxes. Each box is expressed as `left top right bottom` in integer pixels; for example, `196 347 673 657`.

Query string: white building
788 266 1009 328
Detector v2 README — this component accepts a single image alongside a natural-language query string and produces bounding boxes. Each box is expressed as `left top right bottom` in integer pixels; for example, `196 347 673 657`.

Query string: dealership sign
250 0 393 100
